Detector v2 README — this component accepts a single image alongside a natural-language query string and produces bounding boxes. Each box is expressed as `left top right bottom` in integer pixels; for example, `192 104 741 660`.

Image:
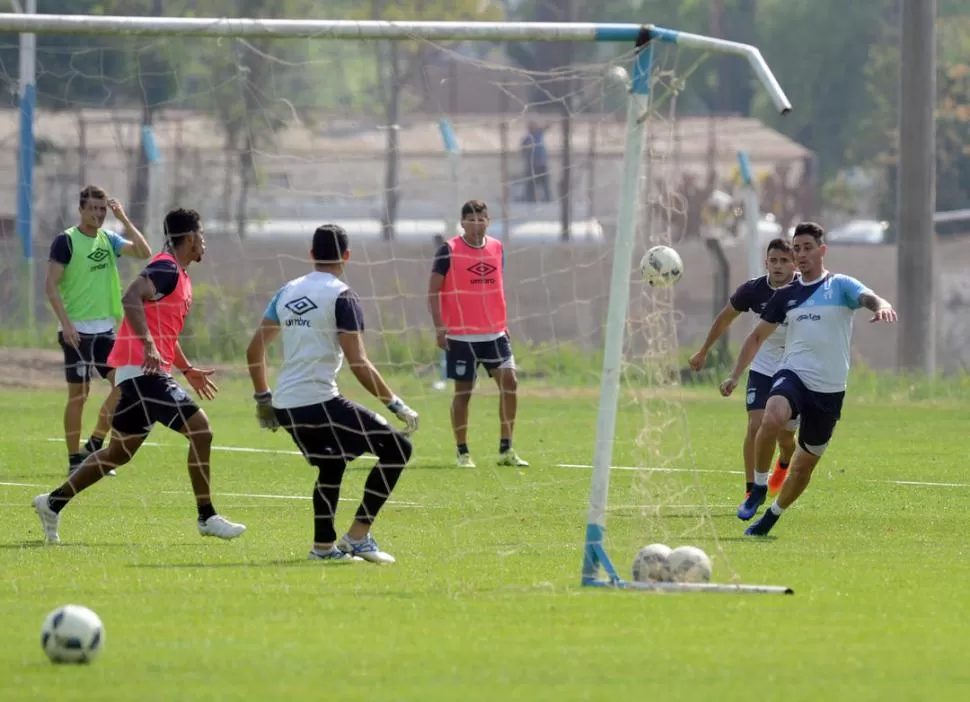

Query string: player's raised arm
107 198 152 259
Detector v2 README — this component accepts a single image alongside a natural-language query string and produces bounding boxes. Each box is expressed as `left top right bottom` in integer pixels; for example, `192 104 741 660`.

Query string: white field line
21 439 970 490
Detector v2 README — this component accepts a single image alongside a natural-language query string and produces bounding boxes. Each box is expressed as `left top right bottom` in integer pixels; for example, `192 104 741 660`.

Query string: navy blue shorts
745 371 774 411
445 335 515 382
768 370 844 456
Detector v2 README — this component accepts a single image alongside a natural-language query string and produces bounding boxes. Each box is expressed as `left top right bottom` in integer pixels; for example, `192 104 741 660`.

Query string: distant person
520 121 551 203
45 185 152 476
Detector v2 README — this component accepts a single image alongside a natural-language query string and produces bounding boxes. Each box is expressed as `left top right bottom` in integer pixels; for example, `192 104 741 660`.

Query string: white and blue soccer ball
667 545 713 583
640 245 684 288
41 604 104 664
632 543 672 582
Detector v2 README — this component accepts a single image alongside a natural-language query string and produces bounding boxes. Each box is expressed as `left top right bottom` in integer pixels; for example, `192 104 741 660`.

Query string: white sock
754 471 769 487
769 501 785 516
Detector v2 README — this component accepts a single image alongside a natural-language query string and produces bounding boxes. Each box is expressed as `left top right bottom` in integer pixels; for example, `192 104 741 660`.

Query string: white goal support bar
1 12 794 594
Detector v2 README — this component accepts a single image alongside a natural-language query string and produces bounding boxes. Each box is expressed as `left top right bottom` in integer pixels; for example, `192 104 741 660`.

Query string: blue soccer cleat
745 508 781 537
737 485 767 521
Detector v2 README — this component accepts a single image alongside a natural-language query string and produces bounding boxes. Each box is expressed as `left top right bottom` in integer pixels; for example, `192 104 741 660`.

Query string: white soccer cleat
497 450 529 467
457 453 476 468
33 494 61 544
308 546 362 563
337 533 396 564
198 514 247 540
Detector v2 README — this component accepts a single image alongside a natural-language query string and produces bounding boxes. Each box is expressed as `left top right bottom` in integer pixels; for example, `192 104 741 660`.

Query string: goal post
0 12 794 593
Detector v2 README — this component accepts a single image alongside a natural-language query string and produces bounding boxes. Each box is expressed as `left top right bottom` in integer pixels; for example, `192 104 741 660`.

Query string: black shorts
445 334 515 382
768 370 845 457
59 330 115 384
111 375 200 436
274 396 408 465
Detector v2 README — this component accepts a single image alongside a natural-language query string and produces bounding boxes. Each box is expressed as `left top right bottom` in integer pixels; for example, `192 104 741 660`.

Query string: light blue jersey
761 272 871 393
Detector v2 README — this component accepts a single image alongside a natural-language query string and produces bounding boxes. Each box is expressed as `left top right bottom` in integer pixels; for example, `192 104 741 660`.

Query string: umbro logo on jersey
87 248 110 265
466 261 497 284
284 296 318 316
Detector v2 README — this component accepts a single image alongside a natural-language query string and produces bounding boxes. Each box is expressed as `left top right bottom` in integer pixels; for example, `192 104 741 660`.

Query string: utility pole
896 0 937 374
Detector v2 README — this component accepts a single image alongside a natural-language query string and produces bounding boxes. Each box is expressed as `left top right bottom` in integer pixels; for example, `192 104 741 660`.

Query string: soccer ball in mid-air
632 543 672 582
666 545 713 583
41 604 104 664
640 245 684 288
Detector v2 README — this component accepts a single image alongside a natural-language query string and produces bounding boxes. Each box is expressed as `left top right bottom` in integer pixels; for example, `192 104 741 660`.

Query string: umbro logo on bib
87 248 110 263
467 262 496 277
284 296 318 316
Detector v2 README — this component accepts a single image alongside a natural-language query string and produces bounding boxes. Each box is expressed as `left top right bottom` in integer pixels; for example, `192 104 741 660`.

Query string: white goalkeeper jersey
262 271 366 409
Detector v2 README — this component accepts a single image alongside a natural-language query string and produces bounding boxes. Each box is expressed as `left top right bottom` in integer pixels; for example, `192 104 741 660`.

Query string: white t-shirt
263 271 366 409
760 271 871 393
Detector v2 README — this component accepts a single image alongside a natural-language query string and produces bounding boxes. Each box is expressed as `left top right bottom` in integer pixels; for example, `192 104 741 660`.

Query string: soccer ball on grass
666 545 713 583
631 543 672 582
40 604 104 664
640 245 684 288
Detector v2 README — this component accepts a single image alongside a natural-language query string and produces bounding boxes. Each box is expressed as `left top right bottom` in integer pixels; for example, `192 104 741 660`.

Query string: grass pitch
1 375 968 701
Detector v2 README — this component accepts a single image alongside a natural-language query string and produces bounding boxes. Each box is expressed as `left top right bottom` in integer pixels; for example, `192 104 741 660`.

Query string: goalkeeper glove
254 391 279 431
386 396 419 435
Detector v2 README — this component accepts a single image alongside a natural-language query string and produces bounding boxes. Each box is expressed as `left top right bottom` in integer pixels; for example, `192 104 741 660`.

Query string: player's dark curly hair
792 221 826 243
312 224 349 263
164 208 202 248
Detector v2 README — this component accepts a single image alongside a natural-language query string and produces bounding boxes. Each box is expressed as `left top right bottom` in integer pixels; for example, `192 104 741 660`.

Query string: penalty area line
161 490 429 508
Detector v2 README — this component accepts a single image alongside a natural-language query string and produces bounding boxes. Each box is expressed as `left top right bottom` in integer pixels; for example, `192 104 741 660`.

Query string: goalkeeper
246 224 418 564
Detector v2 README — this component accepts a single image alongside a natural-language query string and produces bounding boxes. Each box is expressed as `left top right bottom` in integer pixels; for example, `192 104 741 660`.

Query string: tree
349 0 504 239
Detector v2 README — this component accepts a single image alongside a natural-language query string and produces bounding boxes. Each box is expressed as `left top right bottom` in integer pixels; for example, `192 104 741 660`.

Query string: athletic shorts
111 374 200 436
747 370 799 431
59 330 115 384
768 370 845 457
274 396 409 465
445 334 515 382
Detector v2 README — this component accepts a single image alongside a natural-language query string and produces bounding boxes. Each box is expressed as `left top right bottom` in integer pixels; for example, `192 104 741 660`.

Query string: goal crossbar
0 13 791 114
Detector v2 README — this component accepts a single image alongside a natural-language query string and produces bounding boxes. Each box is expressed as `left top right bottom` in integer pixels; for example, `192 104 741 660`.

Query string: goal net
0 14 791 592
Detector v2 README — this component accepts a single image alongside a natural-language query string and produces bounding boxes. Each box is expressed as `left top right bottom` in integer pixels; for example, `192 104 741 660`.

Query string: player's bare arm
244 318 282 431
120 275 163 373
108 198 152 259
340 331 397 404
689 303 741 371
720 320 779 396
859 291 898 323
44 261 78 347
174 341 218 400
427 272 447 350
340 331 419 433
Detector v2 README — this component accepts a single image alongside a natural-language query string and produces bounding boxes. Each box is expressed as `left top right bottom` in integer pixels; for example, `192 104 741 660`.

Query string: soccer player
719 222 897 536
688 238 798 516
245 224 419 564
45 185 152 475
33 208 246 545
427 199 528 468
